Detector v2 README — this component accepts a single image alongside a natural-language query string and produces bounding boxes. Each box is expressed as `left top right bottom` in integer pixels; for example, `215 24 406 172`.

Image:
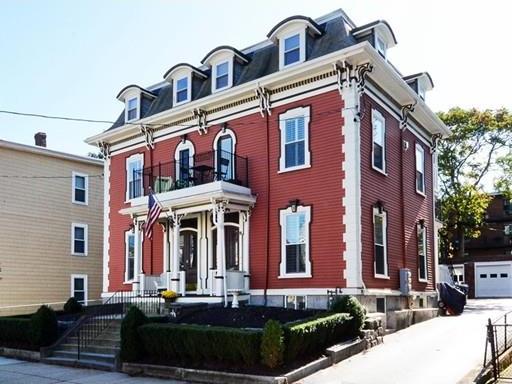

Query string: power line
0 110 114 124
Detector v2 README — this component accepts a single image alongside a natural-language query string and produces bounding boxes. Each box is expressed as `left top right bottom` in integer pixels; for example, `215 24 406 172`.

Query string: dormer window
267 16 322 71
284 34 301 66
176 77 189 104
418 84 426 101
376 35 387 58
126 97 138 121
215 61 229 90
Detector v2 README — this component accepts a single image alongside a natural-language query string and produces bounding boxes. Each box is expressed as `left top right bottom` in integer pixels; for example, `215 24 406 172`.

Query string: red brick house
86 9 449 312
442 194 512 298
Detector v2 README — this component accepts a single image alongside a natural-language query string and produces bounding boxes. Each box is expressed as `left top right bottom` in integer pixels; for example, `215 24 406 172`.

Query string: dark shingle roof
108 13 355 131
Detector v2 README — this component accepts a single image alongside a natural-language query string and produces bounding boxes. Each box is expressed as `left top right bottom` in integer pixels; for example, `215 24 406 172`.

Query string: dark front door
180 229 198 292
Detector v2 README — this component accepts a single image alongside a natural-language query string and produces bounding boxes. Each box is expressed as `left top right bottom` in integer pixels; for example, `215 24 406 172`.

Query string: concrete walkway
0 357 188 383
301 299 512 384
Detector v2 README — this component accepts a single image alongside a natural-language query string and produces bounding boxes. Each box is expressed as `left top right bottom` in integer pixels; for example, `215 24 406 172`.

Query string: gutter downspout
264 112 270 306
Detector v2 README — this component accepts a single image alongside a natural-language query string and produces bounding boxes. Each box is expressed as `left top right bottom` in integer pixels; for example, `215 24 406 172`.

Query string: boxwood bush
121 306 148 362
138 323 261 366
330 295 366 335
284 312 351 362
261 320 284 368
0 305 58 349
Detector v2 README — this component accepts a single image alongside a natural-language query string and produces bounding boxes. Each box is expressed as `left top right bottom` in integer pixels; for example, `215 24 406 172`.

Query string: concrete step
52 350 116 364
43 356 115 371
67 336 120 346
59 343 120 355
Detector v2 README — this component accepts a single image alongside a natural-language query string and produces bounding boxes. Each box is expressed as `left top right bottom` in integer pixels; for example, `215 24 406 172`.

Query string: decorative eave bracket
140 125 155 149
334 61 373 95
193 108 208 135
255 85 272 117
430 133 443 153
98 141 111 159
400 103 416 131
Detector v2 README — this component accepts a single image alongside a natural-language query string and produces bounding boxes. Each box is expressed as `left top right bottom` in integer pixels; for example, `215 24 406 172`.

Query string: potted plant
161 290 178 311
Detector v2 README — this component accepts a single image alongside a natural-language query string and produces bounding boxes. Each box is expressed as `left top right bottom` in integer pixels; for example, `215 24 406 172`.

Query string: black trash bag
438 282 466 315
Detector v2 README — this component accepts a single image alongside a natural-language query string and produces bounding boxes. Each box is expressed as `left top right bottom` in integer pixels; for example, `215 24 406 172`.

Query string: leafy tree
437 108 512 259
88 151 104 159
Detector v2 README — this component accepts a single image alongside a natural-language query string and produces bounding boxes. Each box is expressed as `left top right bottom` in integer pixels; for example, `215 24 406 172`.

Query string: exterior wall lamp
289 199 300 213
375 200 385 214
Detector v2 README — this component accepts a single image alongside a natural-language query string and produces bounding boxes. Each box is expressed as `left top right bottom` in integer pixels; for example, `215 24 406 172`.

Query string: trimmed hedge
331 295 366 335
121 306 149 362
261 320 284 368
63 297 83 314
284 313 351 362
0 305 58 349
138 323 261 366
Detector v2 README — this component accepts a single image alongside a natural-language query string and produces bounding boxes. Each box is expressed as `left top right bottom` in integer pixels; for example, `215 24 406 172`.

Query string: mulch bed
178 305 321 328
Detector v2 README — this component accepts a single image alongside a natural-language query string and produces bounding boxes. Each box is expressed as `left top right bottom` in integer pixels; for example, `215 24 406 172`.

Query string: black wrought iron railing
128 150 249 199
484 310 512 380
42 290 163 360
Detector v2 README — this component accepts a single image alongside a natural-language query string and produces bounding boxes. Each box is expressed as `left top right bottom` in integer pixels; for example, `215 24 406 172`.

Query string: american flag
143 191 162 239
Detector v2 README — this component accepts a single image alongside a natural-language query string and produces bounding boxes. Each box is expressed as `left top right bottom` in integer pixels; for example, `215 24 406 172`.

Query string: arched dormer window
267 16 322 70
213 128 237 181
174 139 195 183
163 63 207 107
403 72 434 102
201 46 250 94
351 20 397 60
116 85 157 123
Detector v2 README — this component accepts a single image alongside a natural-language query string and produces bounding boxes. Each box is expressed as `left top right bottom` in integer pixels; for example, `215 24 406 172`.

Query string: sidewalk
0 357 188 383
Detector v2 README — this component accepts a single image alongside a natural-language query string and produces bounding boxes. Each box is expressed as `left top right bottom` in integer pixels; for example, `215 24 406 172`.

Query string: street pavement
0 357 188 383
301 299 512 384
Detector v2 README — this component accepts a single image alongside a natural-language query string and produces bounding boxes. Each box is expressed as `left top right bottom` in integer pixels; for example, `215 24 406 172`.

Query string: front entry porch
121 181 255 304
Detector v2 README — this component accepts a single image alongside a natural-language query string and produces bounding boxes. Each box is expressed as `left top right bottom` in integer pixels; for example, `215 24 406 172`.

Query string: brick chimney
34 132 47 147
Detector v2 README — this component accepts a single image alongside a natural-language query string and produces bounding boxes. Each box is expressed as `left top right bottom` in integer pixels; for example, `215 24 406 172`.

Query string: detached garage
475 262 512 298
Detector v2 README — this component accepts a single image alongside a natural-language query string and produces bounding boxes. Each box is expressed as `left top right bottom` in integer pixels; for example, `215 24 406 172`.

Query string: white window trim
278 106 311 173
125 153 144 202
174 140 196 180
418 224 428 282
71 223 88 256
125 96 140 122
279 205 312 278
284 295 307 310
213 128 237 178
279 28 306 70
372 109 387 175
71 274 88 305
211 59 233 93
72 171 89 205
173 73 192 106
415 143 426 196
375 33 387 58
373 207 388 278
124 231 135 283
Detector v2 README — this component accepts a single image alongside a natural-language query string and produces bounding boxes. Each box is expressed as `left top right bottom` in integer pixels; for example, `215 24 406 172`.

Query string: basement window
285 295 306 310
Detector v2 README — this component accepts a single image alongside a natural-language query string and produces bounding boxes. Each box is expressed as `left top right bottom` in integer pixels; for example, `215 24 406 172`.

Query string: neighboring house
0 134 103 315
86 9 449 313
442 193 512 298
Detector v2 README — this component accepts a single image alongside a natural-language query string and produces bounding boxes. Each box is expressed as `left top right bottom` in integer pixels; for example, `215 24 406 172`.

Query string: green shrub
284 312 351 362
331 295 366 335
139 323 261 366
63 297 83 314
0 317 32 346
120 306 149 362
30 305 58 347
261 320 284 368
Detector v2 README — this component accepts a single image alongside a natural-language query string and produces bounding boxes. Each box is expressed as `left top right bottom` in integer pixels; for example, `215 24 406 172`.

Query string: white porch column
170 212 183 294
214 202 226 297
242 210 251 293
163 220 172 290
133 220 144 292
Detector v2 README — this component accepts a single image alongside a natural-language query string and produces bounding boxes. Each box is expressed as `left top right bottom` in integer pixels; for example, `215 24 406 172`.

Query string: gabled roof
163 63 208 81
201 45 250 65
116 84 157 101
266 15 323 41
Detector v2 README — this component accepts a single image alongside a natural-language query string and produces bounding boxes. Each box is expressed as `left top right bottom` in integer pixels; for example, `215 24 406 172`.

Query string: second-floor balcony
128 150 249 199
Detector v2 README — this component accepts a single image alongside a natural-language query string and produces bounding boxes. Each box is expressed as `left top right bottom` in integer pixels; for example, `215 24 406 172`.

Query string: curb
0 347 40 362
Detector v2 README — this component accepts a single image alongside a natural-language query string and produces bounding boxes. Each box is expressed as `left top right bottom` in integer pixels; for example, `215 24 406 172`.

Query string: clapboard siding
0 146 103 315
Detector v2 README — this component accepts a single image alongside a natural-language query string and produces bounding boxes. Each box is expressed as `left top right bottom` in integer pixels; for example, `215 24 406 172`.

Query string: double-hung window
126 97 138 121
125 231 135 282
283 33 301 66
279 205 311 278
71 275 88 304
126 154 143 200
72 223 88 256
279 106 311 172
175 77 189 104
72 172 88 205
372 110 386 173
373 207 388 277
418 223 428 281
416 144 425 195
215 61 229 90
376 36 387 58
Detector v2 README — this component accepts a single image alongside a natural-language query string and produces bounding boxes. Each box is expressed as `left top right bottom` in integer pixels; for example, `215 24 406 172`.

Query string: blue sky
1 0 511 156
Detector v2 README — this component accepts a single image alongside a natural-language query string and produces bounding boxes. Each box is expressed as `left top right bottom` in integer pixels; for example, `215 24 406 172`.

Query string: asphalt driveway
301 299 512 384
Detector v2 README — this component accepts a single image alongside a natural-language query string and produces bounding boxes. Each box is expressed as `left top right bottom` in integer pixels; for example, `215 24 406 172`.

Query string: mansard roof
200 45 250 65
116 84 157 101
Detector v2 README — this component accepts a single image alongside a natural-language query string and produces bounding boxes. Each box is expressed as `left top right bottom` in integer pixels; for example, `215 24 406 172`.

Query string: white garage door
475 263 512 298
